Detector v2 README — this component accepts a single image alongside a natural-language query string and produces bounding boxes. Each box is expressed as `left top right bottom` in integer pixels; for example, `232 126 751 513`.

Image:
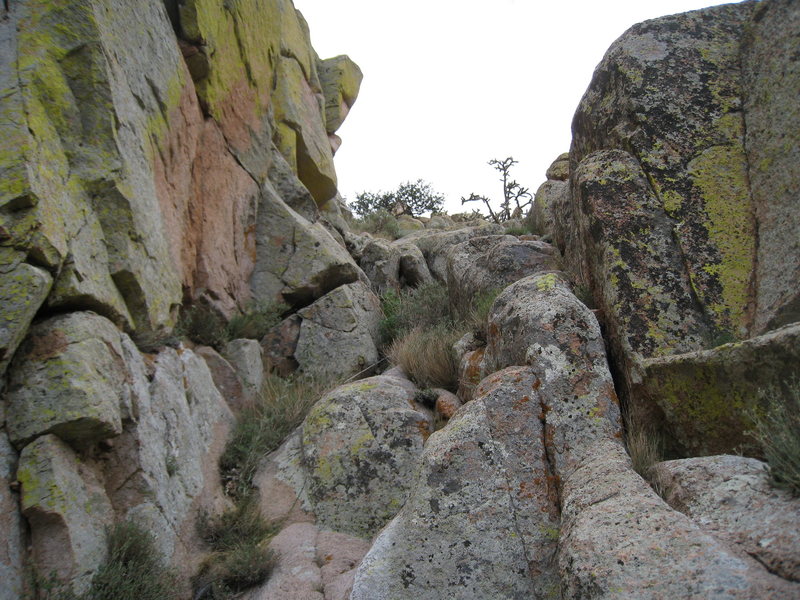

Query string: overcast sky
294 0 738 215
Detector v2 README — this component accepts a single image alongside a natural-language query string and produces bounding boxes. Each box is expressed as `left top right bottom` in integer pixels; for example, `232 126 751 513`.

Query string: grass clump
379 282 452 347
195 497 278 599
388 323 462 390
751 378 800 496
220 373 326 500
26 522 179 600
625 410 667 497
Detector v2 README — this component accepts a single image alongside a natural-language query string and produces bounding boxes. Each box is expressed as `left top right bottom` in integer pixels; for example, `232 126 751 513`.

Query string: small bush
177 303 228 348
388 323 462 391
463 287 502 341
379 282 452 347
25 522 181 600
195 496 277 598
504 224 532 236
352 209 401 240
752 378 800 495
220 373 327 500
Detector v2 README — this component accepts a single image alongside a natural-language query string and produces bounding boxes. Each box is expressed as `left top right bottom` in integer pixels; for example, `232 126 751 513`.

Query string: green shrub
752 378 800 495
388 323 462 391
25 522 181 600
195 496 277 598
220 374 327 500
504 224 532 236
379 282 452 347
463 287 502 341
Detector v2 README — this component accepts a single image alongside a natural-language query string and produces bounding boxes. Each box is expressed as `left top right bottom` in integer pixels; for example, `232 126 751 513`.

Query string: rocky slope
1 1 799 599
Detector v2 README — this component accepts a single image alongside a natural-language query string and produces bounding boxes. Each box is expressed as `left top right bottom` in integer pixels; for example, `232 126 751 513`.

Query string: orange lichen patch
532 378 542 390
513 395 531 411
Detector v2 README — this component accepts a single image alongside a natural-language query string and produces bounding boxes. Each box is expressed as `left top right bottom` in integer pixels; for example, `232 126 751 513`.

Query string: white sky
295 0 738 215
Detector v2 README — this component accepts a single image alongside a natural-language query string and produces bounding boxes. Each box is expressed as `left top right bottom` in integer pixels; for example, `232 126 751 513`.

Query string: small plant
504 224 532 236
388 323 462 391
463 287 502 341
220 373 327 500
751 378 800 495
195 496 277 599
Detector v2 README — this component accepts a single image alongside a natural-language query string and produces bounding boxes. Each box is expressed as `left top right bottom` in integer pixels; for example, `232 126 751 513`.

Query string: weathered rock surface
529 152 569 238
402 224 505 282
357 237 434 295
446 235 555 320
559 439 798 599
301 375 432 538
351 367 562 600
319 55 363 138
570 2 757 340
195 345 248 412
0 264 52 378
17 434 113 593
0 430 23 600
639 322 800 456
294 282 381 382
742 0 800 333
251 181 359 308
6 312 136 448
223 339 264 406
657 455 800 582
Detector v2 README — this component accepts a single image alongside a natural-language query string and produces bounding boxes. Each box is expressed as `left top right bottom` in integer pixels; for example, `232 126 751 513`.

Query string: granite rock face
557 1 800 455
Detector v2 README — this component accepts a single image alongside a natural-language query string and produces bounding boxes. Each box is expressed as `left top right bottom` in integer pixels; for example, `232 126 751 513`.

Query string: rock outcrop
551 0 800 455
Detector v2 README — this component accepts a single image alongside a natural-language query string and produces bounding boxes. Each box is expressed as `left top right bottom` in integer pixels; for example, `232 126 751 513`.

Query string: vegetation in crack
750 377 800 496
24 522 179 600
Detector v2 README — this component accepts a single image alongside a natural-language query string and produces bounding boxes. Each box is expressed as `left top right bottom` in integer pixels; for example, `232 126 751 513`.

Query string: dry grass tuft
388 323 462 391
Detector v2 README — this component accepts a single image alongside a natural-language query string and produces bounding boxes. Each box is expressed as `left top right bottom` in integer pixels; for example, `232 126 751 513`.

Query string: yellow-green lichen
536 274 558 292
688 141 755 334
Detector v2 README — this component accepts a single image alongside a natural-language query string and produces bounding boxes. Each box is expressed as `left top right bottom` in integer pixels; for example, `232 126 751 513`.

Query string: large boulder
301 375 432 538
294 281 382 383
357 237 434 295
528 152 569 238
446 235 555 320
251 180 360 308
639 323 800 456
0 430 23 600
351 367 561 599
402 224 505 282
319 55 363 137
5 312 139 448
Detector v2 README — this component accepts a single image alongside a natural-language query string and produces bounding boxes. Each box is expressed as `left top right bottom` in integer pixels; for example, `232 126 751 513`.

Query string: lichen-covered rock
570 2 758 340
559 439 798 599
251 181 359 308
5 312 138 448
357 238 434 294
16 435 113 593
741 0 800 333
301 375 432 538
530 179 566 239
639 322 800 456
0 263 52 378
294 282 381 382
351 367 561 600
0 430 23 600
446 235 555 320
195 346 248 412
657 455 800 582
545 152 570 181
